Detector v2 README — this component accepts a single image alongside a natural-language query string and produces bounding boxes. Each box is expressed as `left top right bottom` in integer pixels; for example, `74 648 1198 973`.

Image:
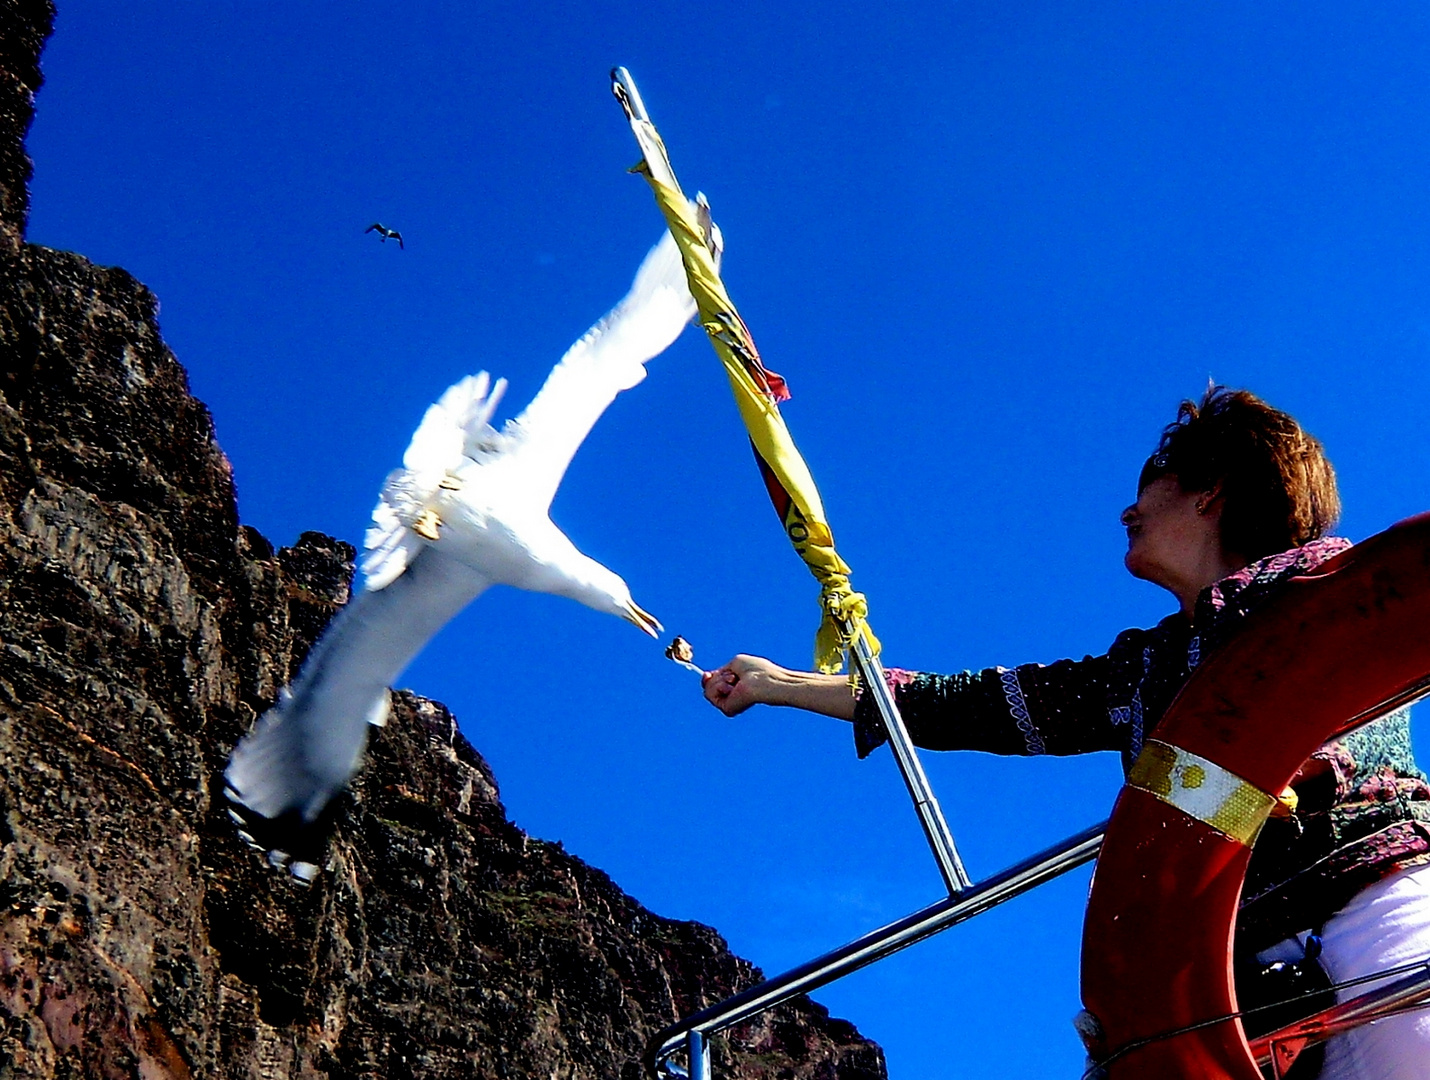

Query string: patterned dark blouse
853 537 1430 949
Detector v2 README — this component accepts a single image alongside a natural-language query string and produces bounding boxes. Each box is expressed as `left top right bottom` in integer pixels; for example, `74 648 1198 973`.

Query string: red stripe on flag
752 441 793 520
761 366 790 402
725 310 791 403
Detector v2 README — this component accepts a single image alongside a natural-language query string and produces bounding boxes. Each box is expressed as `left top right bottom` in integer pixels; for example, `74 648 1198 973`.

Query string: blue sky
25 3 1430 1076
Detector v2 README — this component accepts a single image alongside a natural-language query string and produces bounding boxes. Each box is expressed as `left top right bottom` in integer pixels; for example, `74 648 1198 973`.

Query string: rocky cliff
0 3 887 1077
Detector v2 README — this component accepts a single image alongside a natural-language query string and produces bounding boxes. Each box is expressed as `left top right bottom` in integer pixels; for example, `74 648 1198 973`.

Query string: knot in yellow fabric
814 586 882 675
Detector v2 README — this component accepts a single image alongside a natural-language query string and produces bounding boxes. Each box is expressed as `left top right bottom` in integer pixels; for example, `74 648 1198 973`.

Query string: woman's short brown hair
1138 386 1340 560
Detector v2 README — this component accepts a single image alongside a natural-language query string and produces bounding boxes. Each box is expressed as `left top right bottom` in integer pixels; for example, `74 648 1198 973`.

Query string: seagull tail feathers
225 798 340 884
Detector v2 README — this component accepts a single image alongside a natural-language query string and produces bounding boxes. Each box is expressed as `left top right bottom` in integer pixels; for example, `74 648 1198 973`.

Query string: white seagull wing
225 546 490 823
496 225 705 510
362 373 509 591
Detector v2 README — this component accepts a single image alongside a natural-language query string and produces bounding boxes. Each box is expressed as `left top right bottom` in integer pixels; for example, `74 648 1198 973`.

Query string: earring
1196 501 1208 515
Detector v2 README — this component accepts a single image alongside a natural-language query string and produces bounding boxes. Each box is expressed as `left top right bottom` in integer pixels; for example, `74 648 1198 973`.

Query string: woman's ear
1194 482 1225 517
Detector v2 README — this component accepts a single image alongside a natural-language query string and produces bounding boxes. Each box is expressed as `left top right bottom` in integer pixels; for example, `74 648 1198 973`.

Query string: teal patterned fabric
1342 707 1424 781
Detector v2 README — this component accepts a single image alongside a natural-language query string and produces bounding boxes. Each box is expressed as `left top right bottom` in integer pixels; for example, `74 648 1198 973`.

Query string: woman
702 387 1430 1079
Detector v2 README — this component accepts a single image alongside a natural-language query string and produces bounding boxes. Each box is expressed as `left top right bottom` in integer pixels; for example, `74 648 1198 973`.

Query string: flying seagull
365 222 404 248
225 212 719 880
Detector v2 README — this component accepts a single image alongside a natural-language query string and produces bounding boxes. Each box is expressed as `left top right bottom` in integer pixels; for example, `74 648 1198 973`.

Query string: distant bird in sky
224 215 719 880
365 222 404 248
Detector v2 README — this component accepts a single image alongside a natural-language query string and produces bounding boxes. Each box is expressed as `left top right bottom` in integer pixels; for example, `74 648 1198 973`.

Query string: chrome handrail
647 822 1106 1076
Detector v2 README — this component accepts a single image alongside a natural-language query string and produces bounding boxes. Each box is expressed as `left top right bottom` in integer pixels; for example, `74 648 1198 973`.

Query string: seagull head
548 553 663 638
590 571 663 639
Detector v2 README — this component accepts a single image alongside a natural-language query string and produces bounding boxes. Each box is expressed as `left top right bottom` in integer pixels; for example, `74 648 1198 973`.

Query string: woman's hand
701 655 858 720
701 655 785 716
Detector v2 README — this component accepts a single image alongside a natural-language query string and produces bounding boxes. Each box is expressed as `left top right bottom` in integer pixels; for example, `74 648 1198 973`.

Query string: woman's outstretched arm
702 654 858 720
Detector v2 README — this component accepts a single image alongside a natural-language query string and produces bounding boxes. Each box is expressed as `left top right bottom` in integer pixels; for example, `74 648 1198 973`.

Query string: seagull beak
623 600 663 638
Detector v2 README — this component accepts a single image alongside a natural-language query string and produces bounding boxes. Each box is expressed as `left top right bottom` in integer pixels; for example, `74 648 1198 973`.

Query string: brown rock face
0 0 50 253
0 5 886 1078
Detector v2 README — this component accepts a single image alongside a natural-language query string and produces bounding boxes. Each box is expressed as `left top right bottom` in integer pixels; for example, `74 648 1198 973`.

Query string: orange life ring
1080 513 1430 1078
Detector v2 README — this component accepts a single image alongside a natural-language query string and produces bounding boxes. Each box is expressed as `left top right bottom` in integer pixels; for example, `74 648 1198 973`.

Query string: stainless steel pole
613 67 650 122
615 64 973 895
849 627 972 893
687 1030 710 1080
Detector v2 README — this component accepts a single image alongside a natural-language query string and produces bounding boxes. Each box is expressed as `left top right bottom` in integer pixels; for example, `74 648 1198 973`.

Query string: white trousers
1262 863 1430 1079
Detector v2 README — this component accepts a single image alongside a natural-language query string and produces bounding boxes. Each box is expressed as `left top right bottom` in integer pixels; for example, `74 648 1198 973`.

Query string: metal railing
646 611 1104 1077
1249 960 1430 1079
644 630 1430 1077
648 821 1105 1077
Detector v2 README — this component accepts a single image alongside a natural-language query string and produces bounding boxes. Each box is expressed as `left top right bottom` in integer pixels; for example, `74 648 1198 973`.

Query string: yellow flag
614 75 879 674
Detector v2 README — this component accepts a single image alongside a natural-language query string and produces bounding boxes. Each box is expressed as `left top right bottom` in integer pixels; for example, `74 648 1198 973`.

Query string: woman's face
1121 474 1215 587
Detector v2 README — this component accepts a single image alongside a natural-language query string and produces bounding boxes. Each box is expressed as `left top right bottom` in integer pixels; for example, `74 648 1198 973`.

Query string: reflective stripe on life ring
1080 512 1430 1080
1127 741 1277 847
